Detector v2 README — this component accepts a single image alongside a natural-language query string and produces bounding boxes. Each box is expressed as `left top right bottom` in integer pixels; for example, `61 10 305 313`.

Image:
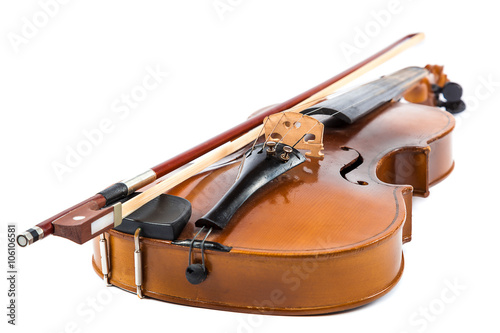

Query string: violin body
92 100 454 314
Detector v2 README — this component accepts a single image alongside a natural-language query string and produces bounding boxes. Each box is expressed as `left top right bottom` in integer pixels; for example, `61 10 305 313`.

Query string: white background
1 1 499 332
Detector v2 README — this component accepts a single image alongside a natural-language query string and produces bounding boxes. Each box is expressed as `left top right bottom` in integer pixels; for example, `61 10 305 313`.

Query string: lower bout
92 229 405 315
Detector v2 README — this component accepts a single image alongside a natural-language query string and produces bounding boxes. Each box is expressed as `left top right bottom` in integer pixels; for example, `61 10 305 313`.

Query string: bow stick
17 33 424 247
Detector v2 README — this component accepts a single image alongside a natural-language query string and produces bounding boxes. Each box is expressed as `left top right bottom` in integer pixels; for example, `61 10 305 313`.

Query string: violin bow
17 32 425 247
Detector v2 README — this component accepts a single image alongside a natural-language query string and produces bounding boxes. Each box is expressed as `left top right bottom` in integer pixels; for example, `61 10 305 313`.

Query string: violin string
235 115 272 180
262 95 338 149
277 101 346 146
303 104 342 117
200 227 213 268
262 91 342 149
235 152 247 180
188 226 206 265
275 113 306 146
262 112 286 149
233 101 342 181
238 94 342 175
272 73 420 150
291 121 319 149
250 116 270 153
256 96 329 150
292 134 307 149
281 93 334 114
275 100 342 146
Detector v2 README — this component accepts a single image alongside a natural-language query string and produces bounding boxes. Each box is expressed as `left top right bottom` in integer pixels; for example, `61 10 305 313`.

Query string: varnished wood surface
92 101 454 314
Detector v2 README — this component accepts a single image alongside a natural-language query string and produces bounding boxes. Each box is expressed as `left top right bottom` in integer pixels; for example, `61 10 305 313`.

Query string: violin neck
303 67 428 123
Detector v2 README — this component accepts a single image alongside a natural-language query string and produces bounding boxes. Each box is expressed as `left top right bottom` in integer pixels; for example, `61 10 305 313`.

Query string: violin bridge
263 112 324 158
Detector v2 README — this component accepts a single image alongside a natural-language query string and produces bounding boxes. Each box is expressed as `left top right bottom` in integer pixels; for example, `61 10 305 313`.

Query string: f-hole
340 146 368 186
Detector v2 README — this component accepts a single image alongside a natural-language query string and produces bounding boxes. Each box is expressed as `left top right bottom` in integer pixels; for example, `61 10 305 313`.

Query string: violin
17 33 465 314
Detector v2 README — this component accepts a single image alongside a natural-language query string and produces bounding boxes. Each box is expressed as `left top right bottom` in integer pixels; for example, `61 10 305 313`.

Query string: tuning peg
432 81 465 114
437 99 466 114
441 82 463 102
432 82 463 102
